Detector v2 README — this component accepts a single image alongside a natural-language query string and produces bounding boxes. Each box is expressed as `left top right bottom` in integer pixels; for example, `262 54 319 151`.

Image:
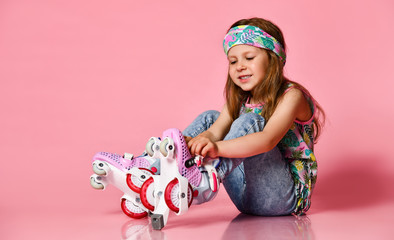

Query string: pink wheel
126 168 154 193
164 178 193 213
140 177 155 211
121 198 147 219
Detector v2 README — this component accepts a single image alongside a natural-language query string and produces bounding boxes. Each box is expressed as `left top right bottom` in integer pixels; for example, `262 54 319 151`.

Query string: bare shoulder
283 88 304 101
281 88 312 122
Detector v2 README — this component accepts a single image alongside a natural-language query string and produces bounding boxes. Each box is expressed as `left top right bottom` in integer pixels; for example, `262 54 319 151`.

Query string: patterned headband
223 25 286 65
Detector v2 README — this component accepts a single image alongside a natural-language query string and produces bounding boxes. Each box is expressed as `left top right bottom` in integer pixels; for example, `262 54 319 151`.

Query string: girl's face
227 45 269 94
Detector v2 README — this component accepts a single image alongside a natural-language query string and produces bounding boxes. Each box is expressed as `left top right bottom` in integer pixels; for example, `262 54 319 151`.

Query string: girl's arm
202 88 312 158
187 104 233 155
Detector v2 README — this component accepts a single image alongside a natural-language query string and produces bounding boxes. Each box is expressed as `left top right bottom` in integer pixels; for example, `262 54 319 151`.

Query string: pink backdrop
1 0 394 239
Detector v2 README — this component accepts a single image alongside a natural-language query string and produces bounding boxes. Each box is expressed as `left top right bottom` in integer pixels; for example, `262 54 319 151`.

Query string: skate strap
204 164 219 192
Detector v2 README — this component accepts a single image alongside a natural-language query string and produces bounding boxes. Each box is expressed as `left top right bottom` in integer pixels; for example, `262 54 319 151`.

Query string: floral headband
223 25 286 65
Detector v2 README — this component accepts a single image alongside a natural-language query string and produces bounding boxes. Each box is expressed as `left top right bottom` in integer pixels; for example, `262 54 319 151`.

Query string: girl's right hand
187 132 216 157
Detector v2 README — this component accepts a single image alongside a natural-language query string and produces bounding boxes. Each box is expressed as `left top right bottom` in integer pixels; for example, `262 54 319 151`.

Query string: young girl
183 17 325 216
92 17 325 219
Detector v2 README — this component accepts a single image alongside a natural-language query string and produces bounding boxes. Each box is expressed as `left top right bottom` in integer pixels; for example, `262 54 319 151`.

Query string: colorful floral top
239 84 317 215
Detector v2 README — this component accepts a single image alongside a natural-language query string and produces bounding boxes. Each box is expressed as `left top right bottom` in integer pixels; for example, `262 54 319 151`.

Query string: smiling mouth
239 75 252 82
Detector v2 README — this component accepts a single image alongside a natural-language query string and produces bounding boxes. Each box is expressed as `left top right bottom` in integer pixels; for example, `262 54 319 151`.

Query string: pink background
1 0 394 239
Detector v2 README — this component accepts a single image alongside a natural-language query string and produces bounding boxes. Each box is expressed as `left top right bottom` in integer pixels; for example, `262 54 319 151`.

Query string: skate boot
161 128 220 205
90 137 162 219
139 128 220 229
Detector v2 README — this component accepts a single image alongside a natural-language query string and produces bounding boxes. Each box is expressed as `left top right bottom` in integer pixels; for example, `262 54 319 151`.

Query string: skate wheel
92 161 108 175
160 138 173 157
121 198 148 219
145 137 157 157
90 176 104 189
126 168 154 193
164 178 193 213
140 177 155 211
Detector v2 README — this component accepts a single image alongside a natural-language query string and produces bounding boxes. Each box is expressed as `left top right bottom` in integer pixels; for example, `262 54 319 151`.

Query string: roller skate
138 128 221 230
90 128 220 230
90 137 162 219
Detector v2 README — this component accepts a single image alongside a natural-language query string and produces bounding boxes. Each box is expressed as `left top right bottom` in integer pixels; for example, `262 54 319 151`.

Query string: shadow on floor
312 154 394 212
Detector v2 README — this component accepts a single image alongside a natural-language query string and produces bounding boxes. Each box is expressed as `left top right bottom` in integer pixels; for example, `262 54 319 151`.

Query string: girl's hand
184 136 192 144
187 132 219 158
200 141 219 159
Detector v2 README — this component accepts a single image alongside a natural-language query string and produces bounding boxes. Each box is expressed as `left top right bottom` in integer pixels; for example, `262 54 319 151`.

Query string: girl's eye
246 57 255 60
230 61 237 65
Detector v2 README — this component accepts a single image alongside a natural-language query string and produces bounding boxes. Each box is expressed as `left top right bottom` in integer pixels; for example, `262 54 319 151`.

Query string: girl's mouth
239 75 252 82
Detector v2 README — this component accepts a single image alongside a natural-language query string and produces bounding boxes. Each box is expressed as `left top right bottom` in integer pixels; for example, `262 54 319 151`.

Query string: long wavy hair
224 17 325 142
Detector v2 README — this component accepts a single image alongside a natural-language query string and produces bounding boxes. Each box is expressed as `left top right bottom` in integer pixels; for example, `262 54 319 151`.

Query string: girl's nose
237 62 246 71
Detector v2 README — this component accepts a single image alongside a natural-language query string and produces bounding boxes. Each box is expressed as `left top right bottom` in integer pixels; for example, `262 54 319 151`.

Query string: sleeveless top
239 83 317 215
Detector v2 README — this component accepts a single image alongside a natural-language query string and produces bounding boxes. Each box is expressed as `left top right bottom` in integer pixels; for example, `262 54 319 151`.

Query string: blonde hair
224 17 325 142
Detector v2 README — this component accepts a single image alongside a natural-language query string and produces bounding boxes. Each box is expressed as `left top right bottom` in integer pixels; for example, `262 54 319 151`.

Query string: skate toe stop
151 214 165 230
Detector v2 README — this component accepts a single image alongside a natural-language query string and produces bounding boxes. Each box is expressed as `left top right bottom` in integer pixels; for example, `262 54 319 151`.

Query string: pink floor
2 176 394 240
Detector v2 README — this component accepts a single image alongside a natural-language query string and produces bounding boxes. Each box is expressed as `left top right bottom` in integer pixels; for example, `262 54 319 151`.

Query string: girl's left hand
200 141 219 159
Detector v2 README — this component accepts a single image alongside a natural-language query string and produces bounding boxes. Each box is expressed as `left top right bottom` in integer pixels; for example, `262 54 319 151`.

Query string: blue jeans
183 110 296 216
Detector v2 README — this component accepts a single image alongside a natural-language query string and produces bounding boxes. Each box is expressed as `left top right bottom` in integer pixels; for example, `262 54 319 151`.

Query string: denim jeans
183 110 296 216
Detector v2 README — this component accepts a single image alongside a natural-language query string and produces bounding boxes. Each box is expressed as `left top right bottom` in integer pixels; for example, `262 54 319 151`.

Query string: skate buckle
123 152 134 160
194 155 203 167
185 155 203 168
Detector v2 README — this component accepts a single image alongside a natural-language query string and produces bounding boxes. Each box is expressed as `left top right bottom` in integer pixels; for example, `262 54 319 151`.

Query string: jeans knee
200 110 220 118
183 110 220 137
197 110 220 124
226 113 265 139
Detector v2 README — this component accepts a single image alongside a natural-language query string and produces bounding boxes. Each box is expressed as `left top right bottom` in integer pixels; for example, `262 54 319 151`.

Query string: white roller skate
138 128 221 230
90 128 220 230
90 137 162 219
